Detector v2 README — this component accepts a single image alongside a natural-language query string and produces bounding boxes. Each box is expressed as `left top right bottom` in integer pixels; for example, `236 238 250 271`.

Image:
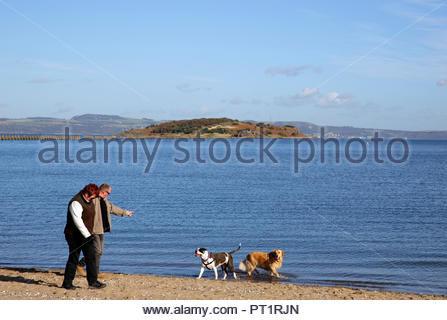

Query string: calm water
0 139 446 295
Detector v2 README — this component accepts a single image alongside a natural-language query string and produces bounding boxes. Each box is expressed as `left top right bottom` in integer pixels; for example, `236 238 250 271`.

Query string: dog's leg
247 260 260 278
246 261 253 278
221 266 228 280
270 268 280 279
213 266 219 280
272 268 280 278
228 261 237 279
197 267 205 279
247 265 257 278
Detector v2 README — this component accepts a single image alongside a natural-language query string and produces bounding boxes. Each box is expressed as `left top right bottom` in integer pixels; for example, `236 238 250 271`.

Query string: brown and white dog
195 243 241 280
239 249 285 278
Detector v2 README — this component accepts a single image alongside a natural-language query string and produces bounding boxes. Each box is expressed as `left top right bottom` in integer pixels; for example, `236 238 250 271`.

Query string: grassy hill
119 118 308 138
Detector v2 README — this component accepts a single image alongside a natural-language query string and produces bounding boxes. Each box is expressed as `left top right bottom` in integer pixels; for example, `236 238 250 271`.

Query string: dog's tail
228 243 242 255
238 260 247 272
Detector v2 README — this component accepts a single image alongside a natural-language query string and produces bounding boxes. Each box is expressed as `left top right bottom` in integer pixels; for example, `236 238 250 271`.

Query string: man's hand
126 210 134 216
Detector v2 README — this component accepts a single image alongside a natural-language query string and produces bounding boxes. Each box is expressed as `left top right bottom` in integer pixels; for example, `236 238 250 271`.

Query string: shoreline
0 267 445 300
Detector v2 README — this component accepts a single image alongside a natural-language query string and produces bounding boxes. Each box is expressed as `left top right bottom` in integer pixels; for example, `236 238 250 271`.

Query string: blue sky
0 0 446 130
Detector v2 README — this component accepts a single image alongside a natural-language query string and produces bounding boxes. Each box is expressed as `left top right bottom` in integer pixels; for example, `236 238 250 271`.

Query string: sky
0 0 446 130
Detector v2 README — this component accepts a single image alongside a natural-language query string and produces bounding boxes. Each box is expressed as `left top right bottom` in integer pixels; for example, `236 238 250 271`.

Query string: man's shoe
89 281 106 289
76 265 86 277
62 283 77 290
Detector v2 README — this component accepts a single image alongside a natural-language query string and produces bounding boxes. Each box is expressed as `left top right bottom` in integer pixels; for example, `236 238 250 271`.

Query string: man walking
62 184 106 290
77 183 133 277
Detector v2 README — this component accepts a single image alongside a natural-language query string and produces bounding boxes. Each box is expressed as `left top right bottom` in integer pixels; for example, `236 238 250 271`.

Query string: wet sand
0 267 445 300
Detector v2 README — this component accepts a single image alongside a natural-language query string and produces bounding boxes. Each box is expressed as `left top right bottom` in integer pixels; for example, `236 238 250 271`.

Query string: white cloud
275 88 319 107
299 87 319 98
314 92 380 111
316 92 353 108
437 78 447 86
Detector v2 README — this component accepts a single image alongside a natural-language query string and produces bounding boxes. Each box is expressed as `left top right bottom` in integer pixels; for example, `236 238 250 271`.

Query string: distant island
1 114 447 139
118 118 308 139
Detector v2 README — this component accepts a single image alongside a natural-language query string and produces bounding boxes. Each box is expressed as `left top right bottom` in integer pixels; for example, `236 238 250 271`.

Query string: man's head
99 184 111 199
82 184 99 202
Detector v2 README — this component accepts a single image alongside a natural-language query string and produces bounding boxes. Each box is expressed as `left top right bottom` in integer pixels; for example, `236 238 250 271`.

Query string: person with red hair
61 184 106 290
77 183 134 278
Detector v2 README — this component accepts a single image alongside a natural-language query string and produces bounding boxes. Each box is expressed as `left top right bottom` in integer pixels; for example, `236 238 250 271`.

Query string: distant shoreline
0 266 445 300
0 134 314 141
4 134 447 141
2 114 447 139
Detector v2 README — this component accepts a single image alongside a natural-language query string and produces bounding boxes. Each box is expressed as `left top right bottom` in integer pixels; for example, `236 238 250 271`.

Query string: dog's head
195 248 208 259
268 249 285 262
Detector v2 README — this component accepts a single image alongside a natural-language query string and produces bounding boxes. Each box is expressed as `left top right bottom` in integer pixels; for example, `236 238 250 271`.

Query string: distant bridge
0 133 117 141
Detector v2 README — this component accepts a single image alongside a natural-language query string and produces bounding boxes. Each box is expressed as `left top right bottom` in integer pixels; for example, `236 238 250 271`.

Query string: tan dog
239 249 285 278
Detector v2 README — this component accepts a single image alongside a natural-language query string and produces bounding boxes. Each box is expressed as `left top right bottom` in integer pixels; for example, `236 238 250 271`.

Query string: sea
0 138 446 295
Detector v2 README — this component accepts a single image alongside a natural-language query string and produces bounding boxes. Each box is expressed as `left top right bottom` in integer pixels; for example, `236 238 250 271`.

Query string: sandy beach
0 267 445 300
